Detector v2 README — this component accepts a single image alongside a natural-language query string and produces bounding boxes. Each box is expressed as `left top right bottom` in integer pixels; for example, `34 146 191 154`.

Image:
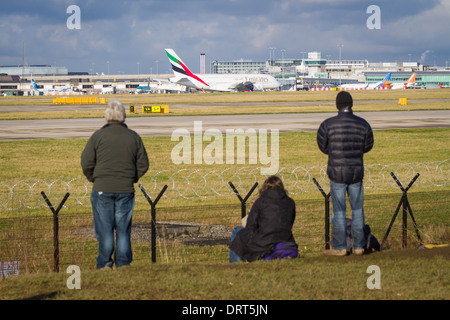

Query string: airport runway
0 110 449 141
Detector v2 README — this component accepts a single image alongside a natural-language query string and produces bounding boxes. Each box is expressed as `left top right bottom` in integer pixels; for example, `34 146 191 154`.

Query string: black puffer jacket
230 188 296 262
317 108 374 184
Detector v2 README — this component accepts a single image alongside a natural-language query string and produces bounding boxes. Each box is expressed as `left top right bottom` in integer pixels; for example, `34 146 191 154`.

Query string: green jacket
81 122 149 193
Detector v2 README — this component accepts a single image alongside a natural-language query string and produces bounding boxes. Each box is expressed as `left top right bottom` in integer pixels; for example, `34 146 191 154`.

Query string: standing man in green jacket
81 100 149 269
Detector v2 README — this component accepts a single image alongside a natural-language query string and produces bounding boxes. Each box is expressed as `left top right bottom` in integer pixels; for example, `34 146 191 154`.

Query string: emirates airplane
165 49 280 92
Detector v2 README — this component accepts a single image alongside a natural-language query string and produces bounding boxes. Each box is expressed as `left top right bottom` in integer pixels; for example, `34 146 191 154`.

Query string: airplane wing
152 78 172 84
172 77 199 88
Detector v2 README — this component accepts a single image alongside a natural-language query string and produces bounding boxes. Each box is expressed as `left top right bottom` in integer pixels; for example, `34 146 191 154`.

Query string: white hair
104 100 126 123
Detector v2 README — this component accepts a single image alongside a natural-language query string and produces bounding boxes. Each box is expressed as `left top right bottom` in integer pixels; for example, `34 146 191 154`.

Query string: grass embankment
0 246 448 300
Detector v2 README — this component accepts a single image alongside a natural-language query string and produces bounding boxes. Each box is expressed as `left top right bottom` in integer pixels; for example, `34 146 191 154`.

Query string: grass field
0 128 449 210
0 246 448 301
0 88 450 120
0 90 449 301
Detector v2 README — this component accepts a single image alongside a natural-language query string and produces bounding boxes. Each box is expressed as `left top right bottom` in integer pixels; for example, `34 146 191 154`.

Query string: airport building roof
0 65 68 76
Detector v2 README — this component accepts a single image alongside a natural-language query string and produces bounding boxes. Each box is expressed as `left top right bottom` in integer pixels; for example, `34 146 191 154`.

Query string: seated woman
229 175 297 263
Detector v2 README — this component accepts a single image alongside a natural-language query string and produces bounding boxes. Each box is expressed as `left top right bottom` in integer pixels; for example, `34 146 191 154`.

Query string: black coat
317 108 374 184
230 188 296 262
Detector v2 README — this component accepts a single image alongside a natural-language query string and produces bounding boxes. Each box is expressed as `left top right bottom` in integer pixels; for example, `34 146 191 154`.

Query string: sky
1 0 449 75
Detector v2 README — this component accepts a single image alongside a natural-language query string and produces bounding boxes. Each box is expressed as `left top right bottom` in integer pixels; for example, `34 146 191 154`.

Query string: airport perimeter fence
0 160 449 275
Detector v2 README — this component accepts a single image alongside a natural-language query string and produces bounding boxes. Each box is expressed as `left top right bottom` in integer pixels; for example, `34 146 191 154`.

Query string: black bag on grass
328 218 380 252
345 218 380 252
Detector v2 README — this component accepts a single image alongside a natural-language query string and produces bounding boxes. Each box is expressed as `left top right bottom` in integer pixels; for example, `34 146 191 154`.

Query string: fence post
381 173 422 249
40 191 70 272
139 184 168 264
228 181 259 219
312 178 331 250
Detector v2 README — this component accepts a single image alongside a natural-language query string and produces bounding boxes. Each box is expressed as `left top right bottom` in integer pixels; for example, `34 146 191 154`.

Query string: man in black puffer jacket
317 91 374 256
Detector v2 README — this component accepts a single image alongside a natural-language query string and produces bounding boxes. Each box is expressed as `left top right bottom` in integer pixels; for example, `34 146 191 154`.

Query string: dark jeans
91 191 135 269
229 226 244 263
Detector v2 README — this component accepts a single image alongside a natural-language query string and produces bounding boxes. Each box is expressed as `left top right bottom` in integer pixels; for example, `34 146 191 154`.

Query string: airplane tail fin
378 72 391 88
407 73 417 83
31 77 38 90
165 49 210 88
165 49 189 77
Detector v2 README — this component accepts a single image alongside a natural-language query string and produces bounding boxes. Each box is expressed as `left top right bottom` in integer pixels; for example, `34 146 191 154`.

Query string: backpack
330 218 380 252
262 242 299 261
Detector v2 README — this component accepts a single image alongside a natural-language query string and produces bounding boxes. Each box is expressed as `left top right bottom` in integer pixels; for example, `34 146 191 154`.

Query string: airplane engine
252 83 264 91
236 81 254 92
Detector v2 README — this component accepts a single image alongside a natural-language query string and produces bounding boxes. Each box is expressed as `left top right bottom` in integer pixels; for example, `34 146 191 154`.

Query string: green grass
0 246 448 300
0 128 448 213
0 92 449 300
1 88 450 105
0 101 449 120
0 88 449 120
0 128 448 181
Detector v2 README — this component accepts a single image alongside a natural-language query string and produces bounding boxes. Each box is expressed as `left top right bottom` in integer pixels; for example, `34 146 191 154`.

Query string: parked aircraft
31 76 72 95
135 77 152 94
165 49 280 92
390 73 416 89
339 73 391 90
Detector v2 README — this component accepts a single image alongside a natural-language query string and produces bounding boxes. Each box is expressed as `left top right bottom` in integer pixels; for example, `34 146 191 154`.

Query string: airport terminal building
1 51 450 95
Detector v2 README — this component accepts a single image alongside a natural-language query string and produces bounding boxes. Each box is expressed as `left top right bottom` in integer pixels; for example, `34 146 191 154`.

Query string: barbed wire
0 159 448 211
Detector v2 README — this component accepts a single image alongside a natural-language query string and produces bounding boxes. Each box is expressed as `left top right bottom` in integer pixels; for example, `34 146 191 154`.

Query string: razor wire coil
0 159 448 211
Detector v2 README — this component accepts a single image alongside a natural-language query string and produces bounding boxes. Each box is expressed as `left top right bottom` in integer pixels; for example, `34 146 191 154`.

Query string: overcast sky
1 0 449 74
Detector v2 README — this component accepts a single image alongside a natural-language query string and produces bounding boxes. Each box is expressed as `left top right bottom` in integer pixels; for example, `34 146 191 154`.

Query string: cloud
0 0 449 73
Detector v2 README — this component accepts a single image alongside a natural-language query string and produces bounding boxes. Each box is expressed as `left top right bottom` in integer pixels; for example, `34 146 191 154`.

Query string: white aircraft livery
165 49 280 92
390 73 416 89
340 73 391 90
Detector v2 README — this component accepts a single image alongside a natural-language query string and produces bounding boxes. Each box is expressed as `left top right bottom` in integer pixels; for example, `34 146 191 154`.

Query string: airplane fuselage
173 73 280 92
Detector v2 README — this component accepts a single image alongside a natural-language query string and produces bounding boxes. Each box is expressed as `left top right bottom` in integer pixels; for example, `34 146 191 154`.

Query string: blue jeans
330 181 366 251
91 191 135 269
229 226 244 263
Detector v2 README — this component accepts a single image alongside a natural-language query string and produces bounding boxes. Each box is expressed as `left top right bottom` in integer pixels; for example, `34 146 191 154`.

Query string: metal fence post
139 184 168 264
40 191 70 272
381 172 422 249
312 178 331 250
228 181 259 219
